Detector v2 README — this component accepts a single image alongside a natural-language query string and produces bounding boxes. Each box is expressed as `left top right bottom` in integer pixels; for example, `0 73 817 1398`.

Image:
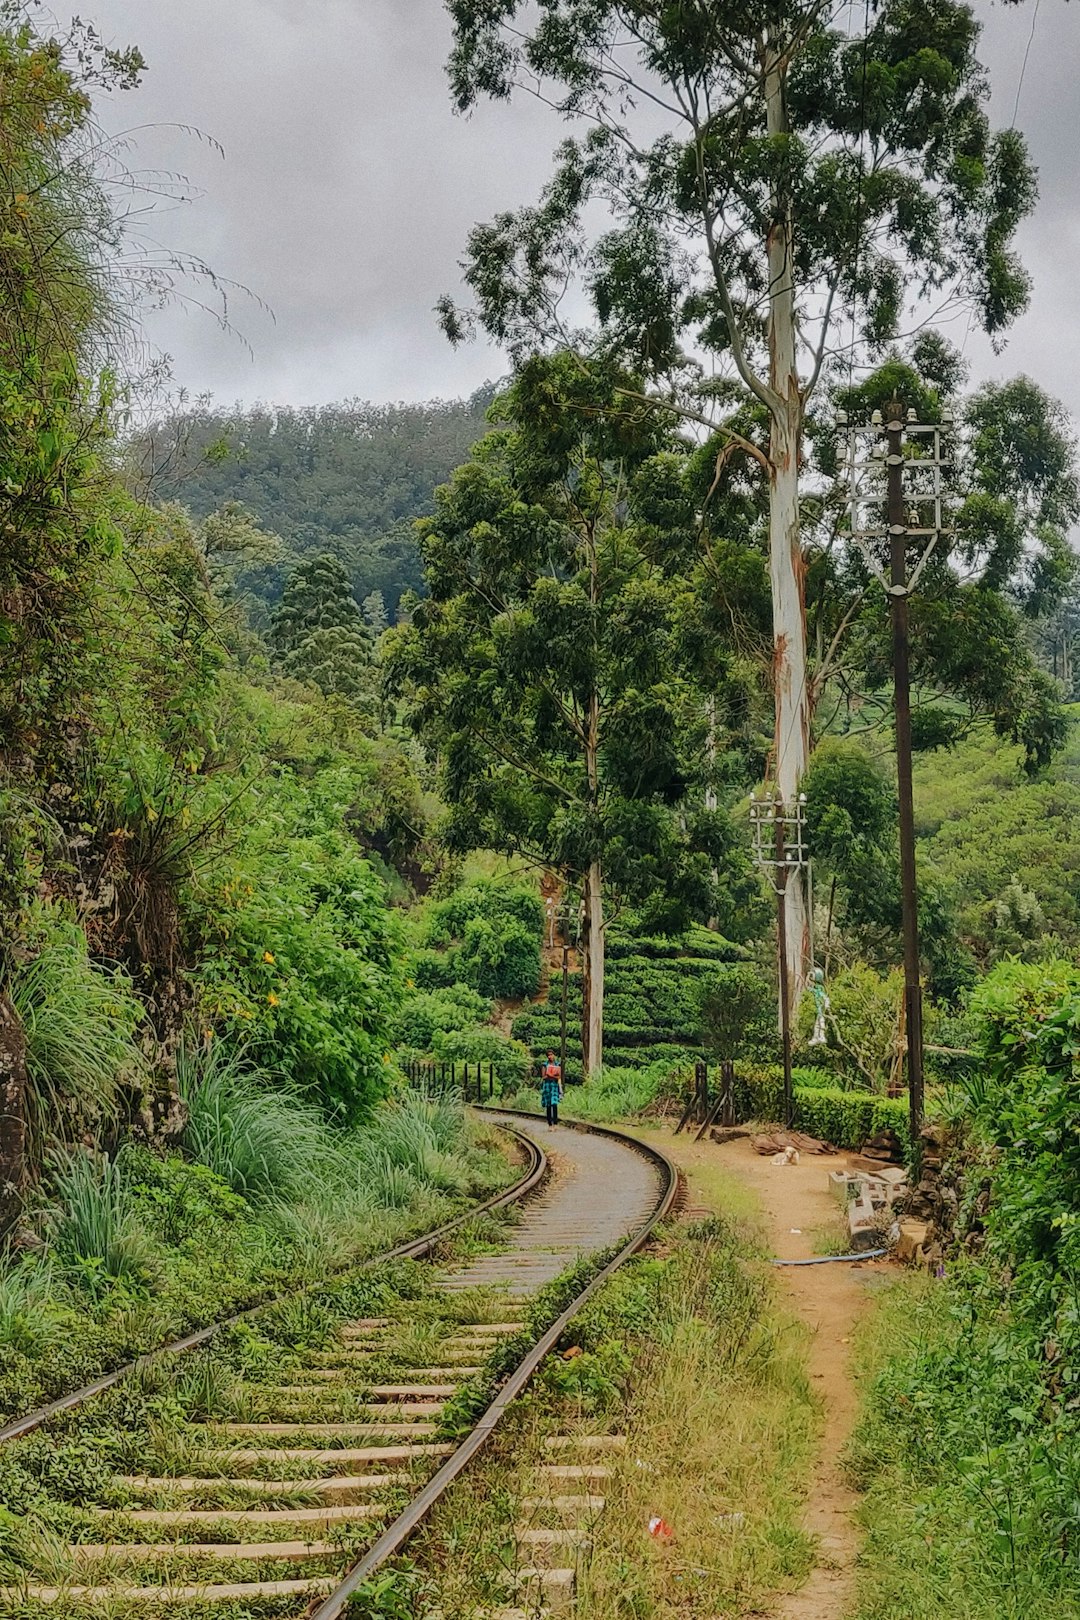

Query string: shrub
392 983 491 1050
734 1064 911 1153
430 1025 533 1091
458 912 539 999
700 964 774 1059
605 928 743 962
411 948 463 991
121 1147 248 1248
426 878 544 947
190 765 403 1119
965 958 1080 1267
421 878 544 999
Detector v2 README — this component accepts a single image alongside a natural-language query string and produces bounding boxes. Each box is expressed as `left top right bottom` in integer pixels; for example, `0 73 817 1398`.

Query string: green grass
849 1268 1080 1620
404 1217 816 1619
10 904 148 1163
0 1088 518 1426
47 1153 159 1298
177 1041 343 1203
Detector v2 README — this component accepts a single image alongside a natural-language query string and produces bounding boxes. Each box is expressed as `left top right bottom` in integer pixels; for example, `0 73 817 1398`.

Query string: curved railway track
0 1111 678 1618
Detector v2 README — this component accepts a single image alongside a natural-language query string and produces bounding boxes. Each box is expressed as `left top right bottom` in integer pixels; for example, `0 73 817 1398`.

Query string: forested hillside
131 392 495 619
915 713 1080 964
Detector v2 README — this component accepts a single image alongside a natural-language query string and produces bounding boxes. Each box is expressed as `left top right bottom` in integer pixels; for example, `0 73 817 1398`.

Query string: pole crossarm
749 790 809 890
840 407 956 604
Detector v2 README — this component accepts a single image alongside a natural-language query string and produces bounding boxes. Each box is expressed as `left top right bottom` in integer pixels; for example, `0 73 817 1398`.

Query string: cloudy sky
81 0 1080 420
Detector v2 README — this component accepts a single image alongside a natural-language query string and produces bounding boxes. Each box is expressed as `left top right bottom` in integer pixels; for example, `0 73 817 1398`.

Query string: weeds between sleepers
377 1214 818 1620
0 1205 530 1619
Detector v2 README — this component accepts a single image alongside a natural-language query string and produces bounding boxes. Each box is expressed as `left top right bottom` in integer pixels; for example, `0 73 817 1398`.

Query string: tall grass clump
11 903 147 1158
176 1041 345 1204
0 1262 65 1356
353 1089 473 1206
48 1152 158 1296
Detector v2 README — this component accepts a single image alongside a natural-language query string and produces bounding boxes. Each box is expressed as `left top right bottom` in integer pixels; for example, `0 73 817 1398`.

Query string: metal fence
404 1059 497 1105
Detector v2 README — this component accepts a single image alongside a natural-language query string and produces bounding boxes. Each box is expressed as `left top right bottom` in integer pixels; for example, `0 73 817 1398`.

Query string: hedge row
515 1011 702 1052
734 1066 911 1155
605 1041 704 1068
605 929 743 963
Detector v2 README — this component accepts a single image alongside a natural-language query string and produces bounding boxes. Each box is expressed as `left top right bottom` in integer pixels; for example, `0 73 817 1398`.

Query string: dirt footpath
640 1124 885 1620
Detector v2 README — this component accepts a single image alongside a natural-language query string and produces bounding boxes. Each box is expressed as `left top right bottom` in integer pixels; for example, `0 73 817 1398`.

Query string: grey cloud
82 0 1080 423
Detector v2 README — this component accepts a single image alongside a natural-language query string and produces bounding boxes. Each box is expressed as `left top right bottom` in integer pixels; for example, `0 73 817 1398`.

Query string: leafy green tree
386 356 736 1075
195 500 288 627
363 589 388 634
442 0 1038 1008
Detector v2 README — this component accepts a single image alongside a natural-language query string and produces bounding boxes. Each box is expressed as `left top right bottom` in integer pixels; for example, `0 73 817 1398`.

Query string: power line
1012 0 1042 128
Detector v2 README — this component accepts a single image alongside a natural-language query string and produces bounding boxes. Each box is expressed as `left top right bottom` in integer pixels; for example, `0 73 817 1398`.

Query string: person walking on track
540 1051 563 1126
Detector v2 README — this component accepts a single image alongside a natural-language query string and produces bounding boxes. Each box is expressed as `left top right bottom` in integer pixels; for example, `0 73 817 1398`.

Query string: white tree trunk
765 37 812 1019
583 859 605 1078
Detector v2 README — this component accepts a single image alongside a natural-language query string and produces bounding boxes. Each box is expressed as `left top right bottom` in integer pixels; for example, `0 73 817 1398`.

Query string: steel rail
309 1110 680 1620
0 1121 547 1447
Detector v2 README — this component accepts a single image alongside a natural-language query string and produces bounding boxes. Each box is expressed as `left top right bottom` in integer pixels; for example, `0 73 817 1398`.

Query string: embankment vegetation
0 11 516 1426
851 961 1080 1619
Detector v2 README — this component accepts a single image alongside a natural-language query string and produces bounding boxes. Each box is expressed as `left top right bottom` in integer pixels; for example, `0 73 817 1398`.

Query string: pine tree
272 554 364 652
272 554 374 700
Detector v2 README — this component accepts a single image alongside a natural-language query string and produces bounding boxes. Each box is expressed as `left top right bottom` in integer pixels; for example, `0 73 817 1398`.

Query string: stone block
848 1192 879 1252
894 1219 928 1264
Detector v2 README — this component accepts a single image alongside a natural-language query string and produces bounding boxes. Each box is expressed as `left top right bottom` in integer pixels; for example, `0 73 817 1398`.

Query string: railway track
0 1111 678 1619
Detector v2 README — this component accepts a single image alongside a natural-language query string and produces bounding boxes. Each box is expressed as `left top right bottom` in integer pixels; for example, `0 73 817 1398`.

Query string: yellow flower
263 951 275 963
267 993 279 1007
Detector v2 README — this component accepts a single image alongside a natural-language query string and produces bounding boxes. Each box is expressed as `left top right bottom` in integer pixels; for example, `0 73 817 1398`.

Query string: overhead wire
1011 0 1042 129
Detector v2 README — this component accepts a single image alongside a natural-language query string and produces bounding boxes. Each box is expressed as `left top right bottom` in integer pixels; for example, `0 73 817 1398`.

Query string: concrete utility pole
843 402 954 1138
885 402 925 1134
750 790 809 1129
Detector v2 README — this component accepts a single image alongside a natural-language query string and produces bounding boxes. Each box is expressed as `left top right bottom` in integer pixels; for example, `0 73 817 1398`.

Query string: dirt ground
637 1122 887 1620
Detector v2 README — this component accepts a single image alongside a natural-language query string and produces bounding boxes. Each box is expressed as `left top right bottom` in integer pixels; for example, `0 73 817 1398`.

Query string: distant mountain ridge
136 387 497 617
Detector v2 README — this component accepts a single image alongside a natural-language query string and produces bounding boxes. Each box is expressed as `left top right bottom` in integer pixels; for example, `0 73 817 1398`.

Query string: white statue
809 966 830 1046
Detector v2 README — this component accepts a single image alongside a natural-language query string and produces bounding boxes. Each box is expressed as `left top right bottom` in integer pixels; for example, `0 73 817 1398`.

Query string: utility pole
885 401 925 1135
750 791 808 1129
559 942 569 1083
843 402 954 1139
774 810 795 1128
